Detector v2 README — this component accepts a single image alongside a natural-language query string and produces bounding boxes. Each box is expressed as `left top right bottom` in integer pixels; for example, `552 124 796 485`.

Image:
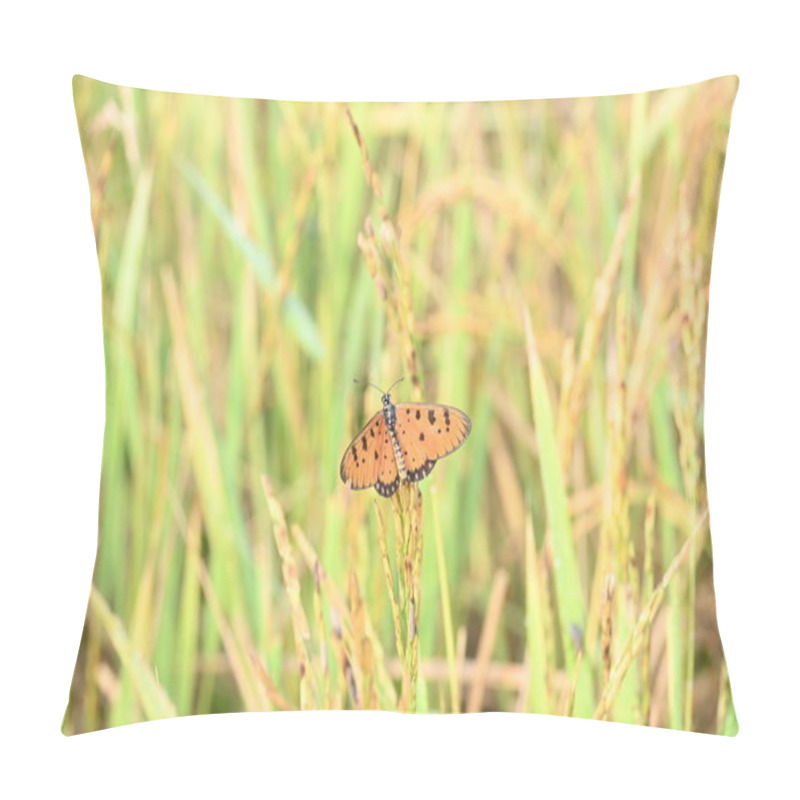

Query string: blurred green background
65 75 737 734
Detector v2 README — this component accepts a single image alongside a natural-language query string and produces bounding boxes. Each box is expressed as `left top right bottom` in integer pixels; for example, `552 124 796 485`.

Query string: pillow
64 74 738 734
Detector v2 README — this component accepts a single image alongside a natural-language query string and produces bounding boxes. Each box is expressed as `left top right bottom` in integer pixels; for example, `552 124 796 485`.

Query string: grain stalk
593 509 708 721
675 190 705 730
640 493 656 724
262 476 316 710
558 174 641 469
347 107 422 400
391 483 424 711
600 574 616 698
347 106 428 711
431 487 460 713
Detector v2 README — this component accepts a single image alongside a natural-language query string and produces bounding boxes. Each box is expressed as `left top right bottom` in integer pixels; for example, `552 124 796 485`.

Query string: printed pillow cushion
65 74 738 735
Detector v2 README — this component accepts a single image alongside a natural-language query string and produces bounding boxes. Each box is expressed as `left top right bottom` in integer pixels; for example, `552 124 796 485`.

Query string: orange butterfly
340 378 471 497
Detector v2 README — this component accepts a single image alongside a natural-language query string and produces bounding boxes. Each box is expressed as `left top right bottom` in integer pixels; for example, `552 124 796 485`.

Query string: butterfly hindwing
339 411 387 491
376 441 401 497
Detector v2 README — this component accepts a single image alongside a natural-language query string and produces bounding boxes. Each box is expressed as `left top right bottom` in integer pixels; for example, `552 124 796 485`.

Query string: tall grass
64 75 738 734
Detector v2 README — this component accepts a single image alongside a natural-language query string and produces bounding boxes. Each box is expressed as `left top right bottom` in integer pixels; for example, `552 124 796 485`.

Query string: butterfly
340 378 472 497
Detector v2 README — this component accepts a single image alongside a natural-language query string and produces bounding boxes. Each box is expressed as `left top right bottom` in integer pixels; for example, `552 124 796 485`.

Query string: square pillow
65 74 738 734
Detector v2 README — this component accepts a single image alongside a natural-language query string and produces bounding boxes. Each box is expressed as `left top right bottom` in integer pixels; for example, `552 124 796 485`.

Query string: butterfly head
381 392 397 429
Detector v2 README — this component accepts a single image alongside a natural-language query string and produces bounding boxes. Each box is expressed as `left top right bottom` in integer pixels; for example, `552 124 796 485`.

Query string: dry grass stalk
558 174 642 469
593 509 708 721
386 657 526 692
601 573 616 698
290 522 398 710
346 107 385 204
640 493 657 724
613 292 637 596
674 187 704 730
170 492 264 713
392 484 424 711
431 487 460 713
262 475 316 710
349 568 378 710
399 172 564 264
373 499 405 661
347 107 422 399
89 587 178 722
250 653 294 711
467 569 510 713
189 548 268 712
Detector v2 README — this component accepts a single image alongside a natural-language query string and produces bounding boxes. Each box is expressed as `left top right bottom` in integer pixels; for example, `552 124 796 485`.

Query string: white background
1 1 798 797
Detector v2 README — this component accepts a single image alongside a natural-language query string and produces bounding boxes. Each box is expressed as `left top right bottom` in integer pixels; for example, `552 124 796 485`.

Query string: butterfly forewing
394 403 471 481
339 411 387 490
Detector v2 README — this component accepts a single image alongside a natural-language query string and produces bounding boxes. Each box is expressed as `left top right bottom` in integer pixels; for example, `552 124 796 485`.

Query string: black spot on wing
428 409 436 425
361 436 368 452
415 409 421 420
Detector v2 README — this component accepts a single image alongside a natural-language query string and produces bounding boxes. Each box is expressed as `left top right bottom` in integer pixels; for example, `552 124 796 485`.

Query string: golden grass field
64 74 738 734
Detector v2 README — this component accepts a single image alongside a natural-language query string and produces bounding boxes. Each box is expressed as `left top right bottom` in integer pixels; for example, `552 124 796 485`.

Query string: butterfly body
340 391 471 498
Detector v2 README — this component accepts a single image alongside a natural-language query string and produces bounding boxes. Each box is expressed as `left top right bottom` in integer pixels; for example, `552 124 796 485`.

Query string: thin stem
431 487 460 713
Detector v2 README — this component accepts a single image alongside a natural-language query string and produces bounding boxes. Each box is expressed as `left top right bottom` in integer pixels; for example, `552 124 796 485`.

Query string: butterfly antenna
386 376 405 393
353 378 385 395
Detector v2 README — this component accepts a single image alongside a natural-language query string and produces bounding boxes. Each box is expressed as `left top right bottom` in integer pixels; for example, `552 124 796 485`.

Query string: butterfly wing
375 438 401 497
393 403 471 483
340 411 399 495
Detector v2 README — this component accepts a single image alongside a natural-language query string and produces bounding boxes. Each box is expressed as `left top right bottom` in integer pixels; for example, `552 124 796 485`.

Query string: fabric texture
65 75 738 734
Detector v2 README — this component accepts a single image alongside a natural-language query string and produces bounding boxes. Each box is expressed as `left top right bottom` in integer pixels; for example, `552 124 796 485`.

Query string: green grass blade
523 305 594 715
179 160 324 360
